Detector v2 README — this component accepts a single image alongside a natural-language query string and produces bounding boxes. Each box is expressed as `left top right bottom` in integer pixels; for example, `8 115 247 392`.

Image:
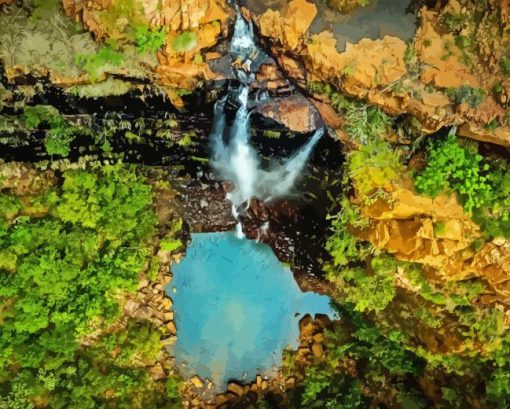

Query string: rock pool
168 232 337 388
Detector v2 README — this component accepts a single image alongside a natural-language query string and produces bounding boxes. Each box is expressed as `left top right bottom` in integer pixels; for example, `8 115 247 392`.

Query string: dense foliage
287 305 426 408
317 85 510 408
23 105 85 156
415 129 510 236
134 26 168 54
445 86 486 108
75 47 124 82
0 164 180 408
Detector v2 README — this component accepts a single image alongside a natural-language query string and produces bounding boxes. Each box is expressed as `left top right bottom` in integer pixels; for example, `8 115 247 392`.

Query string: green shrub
166 376 182 405
97 0 145 40
415 130 510 237
487 368 510 408
404 41 420 75
440 12 465 32
344 104 391 143
307 81 332 96
347 138 403 200
340 256 397 313
416 131 510 237
446 86 486 108
0 164 177 407
415 129 492 213
23 105 81 157
301 366 367 408
324 306 425 377
500 57 510 77
325 197 370 268
75 47 124 82
134 25 168 54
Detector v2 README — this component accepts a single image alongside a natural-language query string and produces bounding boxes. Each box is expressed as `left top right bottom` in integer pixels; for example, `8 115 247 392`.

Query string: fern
134 25 167 54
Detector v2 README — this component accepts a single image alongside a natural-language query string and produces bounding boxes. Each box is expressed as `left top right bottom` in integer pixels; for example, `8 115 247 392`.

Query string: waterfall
209 12 324 237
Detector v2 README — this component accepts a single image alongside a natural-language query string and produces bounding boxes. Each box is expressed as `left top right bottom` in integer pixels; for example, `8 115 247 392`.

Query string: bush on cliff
415 128 510 237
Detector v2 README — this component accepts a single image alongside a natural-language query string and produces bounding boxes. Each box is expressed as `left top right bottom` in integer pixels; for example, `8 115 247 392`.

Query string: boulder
299 315 314 339
133 306 153 320
312 342 324 358
191 375 204 388
161 336 177 346
149 364 166 380
123 299 140 316
227 382 246 396
257 95 322 133
166 321 177 335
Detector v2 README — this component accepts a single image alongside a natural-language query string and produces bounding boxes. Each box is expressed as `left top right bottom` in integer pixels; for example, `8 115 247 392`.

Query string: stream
166 12 339 390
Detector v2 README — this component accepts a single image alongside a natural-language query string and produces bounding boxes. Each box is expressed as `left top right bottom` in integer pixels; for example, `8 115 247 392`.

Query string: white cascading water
210 12 324 238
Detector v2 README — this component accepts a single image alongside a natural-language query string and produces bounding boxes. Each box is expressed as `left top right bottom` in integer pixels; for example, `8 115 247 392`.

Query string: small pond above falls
167 232 337 389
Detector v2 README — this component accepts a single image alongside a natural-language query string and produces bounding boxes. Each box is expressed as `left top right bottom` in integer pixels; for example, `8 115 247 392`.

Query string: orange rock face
258 0 317 51
254 0 510 147
62 0 231 98
258 95 319 133
351 182 510 305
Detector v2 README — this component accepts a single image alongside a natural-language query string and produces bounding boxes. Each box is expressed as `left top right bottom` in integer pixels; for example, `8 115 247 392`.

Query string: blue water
168 232 336 388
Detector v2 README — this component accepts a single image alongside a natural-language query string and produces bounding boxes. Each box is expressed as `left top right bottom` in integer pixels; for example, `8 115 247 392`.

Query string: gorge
0 0 509 408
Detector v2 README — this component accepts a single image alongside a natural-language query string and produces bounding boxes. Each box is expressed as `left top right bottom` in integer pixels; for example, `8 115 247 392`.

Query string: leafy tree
0 164 181 408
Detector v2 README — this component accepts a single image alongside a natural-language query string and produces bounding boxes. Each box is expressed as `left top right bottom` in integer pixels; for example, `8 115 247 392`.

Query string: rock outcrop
351 180 510 305
251 0 510 147
60 0 232 106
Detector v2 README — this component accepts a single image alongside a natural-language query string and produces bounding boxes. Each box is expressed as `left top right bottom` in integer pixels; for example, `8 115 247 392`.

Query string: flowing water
168 232 336 389
167 13 336 390
209 12 324 237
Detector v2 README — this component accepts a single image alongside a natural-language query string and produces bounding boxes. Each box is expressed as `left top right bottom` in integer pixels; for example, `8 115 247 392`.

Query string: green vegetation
347 138 403 200
439 12 465 33
446 85 486 108
0 164 181 408
415 128 510 236
307 81 392 144
262 130 281 139
23 105 85 156
75 47 124 82
317 78 510 407
96 0 145 41
327 0 372 14
177 131 199 148
171 32 198 53
289 305 426 408
135 26 168 54
325 197 370 268
415 128 491 212
300 367 367 408
331 256 398 313
404 41 420 75
69 78 134 98
500 57 510 76
0 1 97 80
